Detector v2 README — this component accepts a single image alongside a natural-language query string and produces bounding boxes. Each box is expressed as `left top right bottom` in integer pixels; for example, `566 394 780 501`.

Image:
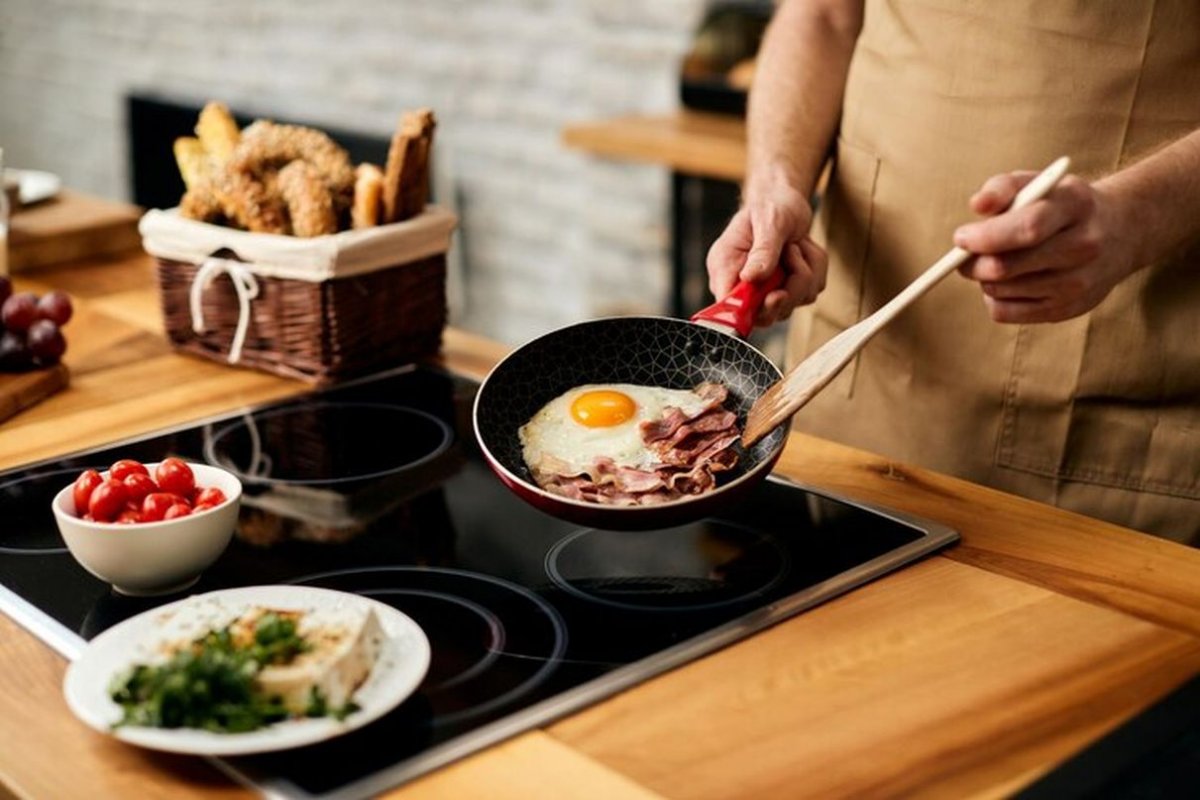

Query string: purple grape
36 291 73 326
0 276 11 309
27 319 66 364
1 292 39 333
0 331 34 372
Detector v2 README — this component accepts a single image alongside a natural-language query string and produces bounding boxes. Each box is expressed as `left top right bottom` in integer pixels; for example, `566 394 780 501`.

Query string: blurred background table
7 190 142 273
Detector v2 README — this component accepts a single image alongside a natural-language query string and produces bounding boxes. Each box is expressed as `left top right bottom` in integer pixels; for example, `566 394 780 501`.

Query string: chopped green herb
109 611 339 733
305 686 360 721
333 700 361 721
305 686 327 718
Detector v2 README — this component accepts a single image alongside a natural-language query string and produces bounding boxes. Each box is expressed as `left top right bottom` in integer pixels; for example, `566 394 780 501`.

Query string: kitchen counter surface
1 251 1198 799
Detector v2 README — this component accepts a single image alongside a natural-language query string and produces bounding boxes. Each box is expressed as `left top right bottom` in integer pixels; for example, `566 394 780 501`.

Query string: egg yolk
570 390 637 427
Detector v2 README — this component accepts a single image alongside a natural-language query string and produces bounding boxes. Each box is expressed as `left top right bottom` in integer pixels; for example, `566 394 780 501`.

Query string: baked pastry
210 169 289 235
195 102 241 162
175 102 435 234
278 160 337 237
383 108 436 223
352 163 384 229
231 120 355 215
172 137 211 190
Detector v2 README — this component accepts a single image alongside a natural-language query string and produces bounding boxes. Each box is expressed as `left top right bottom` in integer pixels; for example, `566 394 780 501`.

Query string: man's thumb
741 236 783 282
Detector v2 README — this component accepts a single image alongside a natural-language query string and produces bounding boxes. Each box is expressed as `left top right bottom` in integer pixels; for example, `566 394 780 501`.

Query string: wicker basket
140 207 457 384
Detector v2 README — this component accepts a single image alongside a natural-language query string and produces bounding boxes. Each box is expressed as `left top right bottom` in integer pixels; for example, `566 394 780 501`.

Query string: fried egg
520 383 714 474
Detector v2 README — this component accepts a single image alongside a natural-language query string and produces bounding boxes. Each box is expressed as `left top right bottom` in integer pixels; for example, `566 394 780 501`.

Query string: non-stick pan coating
474 317 788 529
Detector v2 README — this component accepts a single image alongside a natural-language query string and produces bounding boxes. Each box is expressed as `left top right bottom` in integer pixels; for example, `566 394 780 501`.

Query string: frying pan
473 276 789 530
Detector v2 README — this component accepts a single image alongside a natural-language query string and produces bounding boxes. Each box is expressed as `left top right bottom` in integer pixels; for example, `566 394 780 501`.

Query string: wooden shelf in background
562 111 747 182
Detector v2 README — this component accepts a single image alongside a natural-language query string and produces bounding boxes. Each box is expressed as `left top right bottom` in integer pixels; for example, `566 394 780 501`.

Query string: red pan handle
690 268 786 339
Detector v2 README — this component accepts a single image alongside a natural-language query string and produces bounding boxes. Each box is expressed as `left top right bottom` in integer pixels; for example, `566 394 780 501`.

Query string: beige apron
790 0 1200 544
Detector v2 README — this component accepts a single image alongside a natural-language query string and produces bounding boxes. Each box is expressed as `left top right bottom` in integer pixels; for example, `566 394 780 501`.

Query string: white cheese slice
253 605 385 715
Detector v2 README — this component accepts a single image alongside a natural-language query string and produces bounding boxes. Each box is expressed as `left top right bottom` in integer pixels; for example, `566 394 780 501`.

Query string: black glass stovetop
0 364 958 799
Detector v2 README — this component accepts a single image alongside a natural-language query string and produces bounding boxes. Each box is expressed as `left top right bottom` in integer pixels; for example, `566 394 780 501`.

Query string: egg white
519 383 713 475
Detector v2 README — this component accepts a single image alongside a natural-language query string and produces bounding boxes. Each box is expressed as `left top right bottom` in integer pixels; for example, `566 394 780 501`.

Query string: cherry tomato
110 459 149 481
154 458 195 497
116 508 143 524
193 487 227 508
72 469 103 516
163 503 192 520
122 473 158 503
141 493 178 522
88 479 129 523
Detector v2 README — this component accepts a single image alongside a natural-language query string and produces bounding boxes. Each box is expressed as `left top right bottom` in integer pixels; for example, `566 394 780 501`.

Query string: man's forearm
744 0 863 203
1098 128 1200 269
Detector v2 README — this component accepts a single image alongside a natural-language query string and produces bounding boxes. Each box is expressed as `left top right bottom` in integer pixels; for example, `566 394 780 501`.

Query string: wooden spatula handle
864 156 1072 333
741 156 1071 447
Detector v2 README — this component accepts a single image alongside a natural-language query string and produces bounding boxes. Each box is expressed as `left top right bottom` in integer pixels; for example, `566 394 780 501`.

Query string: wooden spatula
741 156 1072 448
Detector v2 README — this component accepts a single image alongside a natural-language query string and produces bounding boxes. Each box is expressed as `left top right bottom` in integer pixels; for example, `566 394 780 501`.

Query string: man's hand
706 176 828 327
953 172 1141 323
704 0 861 328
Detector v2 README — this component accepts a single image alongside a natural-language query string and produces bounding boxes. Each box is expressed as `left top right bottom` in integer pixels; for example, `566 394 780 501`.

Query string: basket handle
190 256 260 364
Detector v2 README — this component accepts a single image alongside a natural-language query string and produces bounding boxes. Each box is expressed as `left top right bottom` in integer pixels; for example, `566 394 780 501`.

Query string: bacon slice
640 407 690 443
529 384 742 507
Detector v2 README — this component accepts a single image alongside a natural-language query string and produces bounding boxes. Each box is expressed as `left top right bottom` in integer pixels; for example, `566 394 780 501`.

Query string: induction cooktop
0 364 958 799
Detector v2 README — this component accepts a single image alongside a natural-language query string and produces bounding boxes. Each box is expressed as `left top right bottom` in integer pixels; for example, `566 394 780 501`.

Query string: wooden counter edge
773 439 1200 638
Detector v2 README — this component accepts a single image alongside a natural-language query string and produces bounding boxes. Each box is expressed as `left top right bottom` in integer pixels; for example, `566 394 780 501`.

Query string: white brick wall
0 0 707 344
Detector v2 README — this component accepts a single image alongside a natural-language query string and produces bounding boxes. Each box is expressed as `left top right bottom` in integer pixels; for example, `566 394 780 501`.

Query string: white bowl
52 462 242 596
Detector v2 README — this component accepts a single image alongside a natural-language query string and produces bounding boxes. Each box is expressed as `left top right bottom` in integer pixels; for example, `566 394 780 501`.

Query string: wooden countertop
2 252 1199 799
562 111 747 182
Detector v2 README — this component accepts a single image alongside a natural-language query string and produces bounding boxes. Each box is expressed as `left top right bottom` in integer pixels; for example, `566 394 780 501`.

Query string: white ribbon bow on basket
189 256 260 364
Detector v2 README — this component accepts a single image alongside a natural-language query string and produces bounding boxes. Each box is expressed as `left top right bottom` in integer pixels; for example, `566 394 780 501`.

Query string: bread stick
173 137 210 190
352 163 385 229
382 108 436 223
195 101 241 162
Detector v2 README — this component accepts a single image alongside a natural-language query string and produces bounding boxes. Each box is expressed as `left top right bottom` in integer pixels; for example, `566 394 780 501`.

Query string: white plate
62 585 431 755
4 168 62 205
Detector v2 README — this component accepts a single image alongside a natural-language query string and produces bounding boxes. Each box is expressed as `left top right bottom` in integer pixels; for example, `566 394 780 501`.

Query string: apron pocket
997 320 1200 500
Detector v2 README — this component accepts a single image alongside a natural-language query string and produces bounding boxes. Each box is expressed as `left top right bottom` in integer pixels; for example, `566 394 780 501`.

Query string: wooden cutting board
0 364 69 424
7 191 142 272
